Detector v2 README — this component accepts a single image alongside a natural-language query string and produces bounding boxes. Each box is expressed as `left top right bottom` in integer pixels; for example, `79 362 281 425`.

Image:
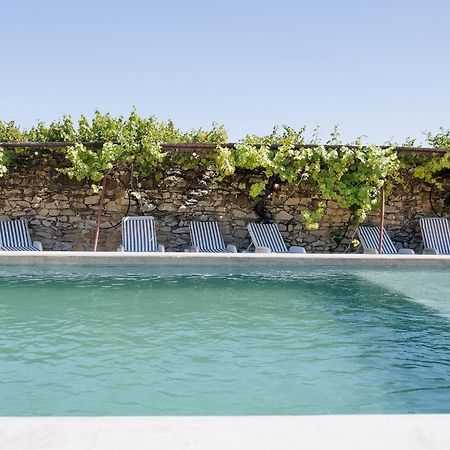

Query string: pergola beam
0 141 447 155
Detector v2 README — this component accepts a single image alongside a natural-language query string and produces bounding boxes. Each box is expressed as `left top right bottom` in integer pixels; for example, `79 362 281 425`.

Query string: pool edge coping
1 251 450 266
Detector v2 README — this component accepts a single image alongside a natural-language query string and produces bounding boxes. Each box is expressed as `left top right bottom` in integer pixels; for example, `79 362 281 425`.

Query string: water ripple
0 267 449 415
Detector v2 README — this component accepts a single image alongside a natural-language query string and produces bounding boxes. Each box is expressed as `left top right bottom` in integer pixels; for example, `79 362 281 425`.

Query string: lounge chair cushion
0 219 42 251
248 223 306 253
188 221 236 252
121 216 162 252
357 226 397 254
420 217 450 255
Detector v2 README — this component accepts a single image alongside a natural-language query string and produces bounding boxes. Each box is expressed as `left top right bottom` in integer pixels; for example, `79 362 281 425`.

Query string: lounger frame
419 217 450 255
119 216 165 252
0 219 42 251
356 225 414 254
187 221 237 253
247 223 306 253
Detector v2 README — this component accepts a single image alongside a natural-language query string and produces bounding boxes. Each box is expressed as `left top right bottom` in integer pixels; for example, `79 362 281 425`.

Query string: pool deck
1 251 450 266
1 415 449 450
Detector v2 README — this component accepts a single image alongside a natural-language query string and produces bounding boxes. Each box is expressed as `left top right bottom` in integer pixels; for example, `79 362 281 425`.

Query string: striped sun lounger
356 225 414 254
119 216 165 252
188 221 237 252
247 223 306 253
0 219 43 251
419 217 450 254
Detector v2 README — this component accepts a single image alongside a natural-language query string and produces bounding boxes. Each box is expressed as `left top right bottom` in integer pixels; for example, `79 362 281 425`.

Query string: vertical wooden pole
378 183 385 255
93 176 108 252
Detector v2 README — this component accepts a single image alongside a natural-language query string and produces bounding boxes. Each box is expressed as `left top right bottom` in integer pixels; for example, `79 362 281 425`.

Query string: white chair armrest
255 246 271 253
117 245 124 252
188 245 200 253
363 248 378 254
33 241 43 251
226 244 238 253
398 248 415 255
289 246 306 254
157 244 165 252
422 248 438 255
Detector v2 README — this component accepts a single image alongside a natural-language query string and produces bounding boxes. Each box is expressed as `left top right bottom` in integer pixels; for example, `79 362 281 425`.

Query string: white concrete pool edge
1 251 450 266
1 415 449 450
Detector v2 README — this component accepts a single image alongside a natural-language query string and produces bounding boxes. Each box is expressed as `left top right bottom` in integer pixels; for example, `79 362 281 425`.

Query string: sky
1 0 449 144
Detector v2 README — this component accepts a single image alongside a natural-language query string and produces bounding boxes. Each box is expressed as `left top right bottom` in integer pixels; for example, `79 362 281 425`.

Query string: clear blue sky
1 0 449 144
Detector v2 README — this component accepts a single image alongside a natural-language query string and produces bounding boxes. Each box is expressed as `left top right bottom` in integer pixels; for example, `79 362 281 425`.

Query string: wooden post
378 183 385 255
93 176 108 252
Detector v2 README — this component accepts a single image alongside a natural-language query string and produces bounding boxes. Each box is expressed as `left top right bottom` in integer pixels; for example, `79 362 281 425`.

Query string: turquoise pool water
0 266 449 416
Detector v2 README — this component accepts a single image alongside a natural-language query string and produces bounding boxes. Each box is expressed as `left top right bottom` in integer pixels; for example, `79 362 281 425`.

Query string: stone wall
0 157 448 252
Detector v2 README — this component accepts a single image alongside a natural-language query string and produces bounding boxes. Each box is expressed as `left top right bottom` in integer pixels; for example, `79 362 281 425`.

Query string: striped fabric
0 220 39 251
189 221 230 252
356 226 397 254
420 217 450 255
247 223 288 253
122 216 158 252
1 245 38 251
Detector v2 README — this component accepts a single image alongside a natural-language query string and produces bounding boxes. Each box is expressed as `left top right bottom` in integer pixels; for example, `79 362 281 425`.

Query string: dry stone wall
0 157 447 252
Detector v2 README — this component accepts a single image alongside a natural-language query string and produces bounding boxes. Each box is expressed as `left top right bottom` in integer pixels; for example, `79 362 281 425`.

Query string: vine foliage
1 112 449 228
215 127 400 227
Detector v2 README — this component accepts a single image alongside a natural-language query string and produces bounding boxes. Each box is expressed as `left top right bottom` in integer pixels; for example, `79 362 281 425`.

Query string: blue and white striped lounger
419 217 450 255
247 223 306 253
0 219 43 251
119 216 165 252
356 225 414 254
188 221 237 252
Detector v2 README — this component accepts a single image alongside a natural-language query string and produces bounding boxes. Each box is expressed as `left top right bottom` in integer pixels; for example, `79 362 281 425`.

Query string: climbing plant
0 111 228 192
0 112 449 228
398 129 450 189
215 127 400 227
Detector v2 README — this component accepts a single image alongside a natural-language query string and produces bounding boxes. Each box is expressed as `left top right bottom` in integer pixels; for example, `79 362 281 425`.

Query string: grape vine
1 112 449 228
215 127 399 227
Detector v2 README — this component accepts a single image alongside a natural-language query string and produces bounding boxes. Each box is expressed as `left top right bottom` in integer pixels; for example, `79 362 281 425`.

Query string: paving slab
0 415 449 450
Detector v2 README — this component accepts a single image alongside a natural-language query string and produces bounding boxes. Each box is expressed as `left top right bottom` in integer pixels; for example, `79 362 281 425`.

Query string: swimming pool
0 265 449 416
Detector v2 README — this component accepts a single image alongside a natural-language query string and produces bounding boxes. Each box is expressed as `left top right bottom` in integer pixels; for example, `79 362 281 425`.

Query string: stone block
16 200 31 208
158 203 177 212
173 227 189 234
284 197 300 206
275 211 293 221
106 202 120 212
232 209 247 218
84 195 99 205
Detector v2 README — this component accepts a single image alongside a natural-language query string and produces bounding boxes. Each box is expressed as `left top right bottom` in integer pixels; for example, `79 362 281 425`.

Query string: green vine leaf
249 181 267 198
